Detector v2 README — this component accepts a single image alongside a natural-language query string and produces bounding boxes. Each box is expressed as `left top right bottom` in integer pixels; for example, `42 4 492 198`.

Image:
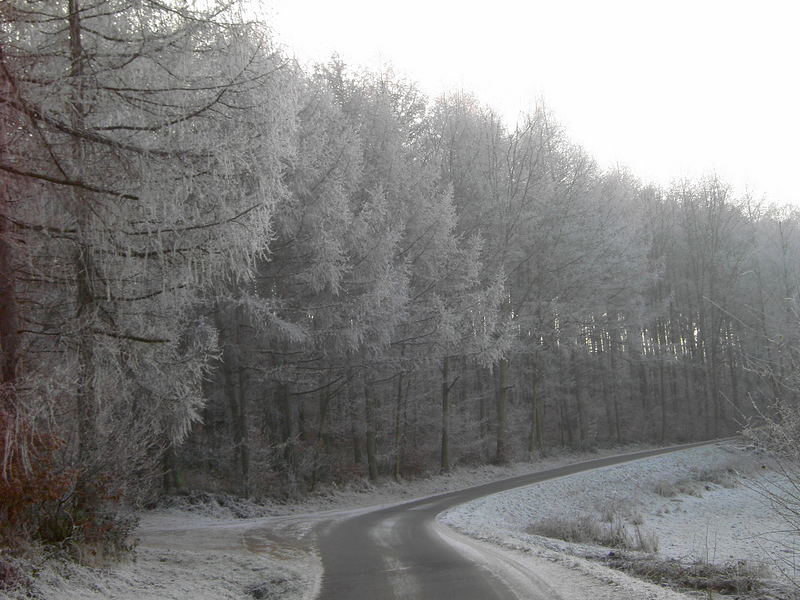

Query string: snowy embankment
440 441 794 598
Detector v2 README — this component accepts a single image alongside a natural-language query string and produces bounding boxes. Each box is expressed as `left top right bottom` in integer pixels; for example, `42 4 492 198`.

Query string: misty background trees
2 0 799 550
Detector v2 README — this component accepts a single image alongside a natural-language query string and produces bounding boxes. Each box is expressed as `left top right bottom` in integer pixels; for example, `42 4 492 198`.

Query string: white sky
260 0 800 207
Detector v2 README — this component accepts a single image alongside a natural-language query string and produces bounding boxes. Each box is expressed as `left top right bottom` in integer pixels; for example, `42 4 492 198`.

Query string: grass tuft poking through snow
602 554 769 596
652 463 739 498
527 515 659 553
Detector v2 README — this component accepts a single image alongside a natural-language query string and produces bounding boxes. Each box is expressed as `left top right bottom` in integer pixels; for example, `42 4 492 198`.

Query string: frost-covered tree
1 0 297 517
666 178 752 437
194 66 367 495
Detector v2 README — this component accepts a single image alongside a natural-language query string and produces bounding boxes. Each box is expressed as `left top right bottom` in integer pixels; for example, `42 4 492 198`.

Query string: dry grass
602 553 771 597
526 515 658 553
694 466 737 488
596 495 644 523
653 478 702 498
527 514 776 598
653 463 741 498
633 526 659 553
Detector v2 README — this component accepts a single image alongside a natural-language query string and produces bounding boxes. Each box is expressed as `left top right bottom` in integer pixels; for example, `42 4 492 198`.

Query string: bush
0 411 75 547
1 411 138 564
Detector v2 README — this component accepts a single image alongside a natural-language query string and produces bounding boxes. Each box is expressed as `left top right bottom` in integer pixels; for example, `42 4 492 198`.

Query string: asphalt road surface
314 440 724 600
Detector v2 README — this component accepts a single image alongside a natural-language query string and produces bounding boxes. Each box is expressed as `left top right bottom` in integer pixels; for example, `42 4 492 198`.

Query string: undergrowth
1 411 139 595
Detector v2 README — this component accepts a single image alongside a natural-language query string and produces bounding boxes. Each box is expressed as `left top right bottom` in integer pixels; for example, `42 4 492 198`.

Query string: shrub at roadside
0 411 74 549
1 411 138 572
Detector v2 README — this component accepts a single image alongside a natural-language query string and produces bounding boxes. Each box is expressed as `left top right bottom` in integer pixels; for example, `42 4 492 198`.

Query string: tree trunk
277 381 293 465
558 395 573 447
162 445 181 494
606 329 622 443
236 365 250 496
527 355 543 455
298 398 307 442
659 352 666 443
440 356 451 473
477 367 486 454
494 357 509 464
348 369 362 466
311 380 332 491
68 0 99 492
0 207 18 404
221 350 244 495
364 376 378 481
393 369 404 481
216 306 250 496
681 321 694 439
629 327 649 440
0 55 17 406
727 334 740 414
711 340 721 438
600 370 613 442
571 347 587 447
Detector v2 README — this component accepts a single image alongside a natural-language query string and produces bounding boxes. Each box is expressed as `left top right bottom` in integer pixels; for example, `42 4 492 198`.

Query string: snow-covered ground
4 445 651 600
5 442 794 600
7 546 314 600
441 441 795 597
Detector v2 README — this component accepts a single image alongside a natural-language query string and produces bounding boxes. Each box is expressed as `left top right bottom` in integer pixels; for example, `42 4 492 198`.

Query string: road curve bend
314 440 726 600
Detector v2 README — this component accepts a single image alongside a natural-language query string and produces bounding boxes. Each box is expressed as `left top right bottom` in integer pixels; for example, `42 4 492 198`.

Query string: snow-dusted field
441 441 795 596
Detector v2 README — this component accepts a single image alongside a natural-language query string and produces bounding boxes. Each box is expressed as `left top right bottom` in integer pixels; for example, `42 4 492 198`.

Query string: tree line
1 0 798 551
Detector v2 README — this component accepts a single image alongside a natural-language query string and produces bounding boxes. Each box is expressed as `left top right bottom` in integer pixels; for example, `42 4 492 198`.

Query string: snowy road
312 441 722 600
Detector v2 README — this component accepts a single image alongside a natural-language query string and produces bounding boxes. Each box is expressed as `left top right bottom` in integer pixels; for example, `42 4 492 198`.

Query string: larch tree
194 66 367 496
1 0 297 521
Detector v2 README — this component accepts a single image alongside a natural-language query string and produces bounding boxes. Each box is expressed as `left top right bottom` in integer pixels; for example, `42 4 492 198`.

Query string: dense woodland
2 0 800 552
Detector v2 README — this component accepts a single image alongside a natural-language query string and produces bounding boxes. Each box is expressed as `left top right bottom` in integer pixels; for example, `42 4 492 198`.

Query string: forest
1 0 799 556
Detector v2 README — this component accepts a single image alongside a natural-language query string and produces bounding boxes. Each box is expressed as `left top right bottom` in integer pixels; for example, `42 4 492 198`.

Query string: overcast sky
262 0 799 208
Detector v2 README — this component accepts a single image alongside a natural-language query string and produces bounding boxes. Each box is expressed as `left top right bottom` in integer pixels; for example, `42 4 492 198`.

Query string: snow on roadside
10 442 766 600
440 441 794 596
2 546 314 600
6 445 654 600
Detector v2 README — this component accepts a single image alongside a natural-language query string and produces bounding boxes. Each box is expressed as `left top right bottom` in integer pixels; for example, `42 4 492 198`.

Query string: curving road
314 440 724 600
